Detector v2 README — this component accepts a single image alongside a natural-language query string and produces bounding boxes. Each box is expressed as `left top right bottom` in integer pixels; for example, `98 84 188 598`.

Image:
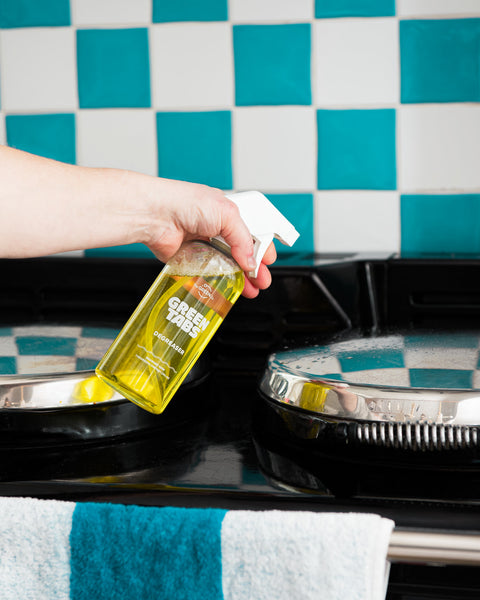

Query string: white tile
315 191 400 253
76 109 157 176
398 0 480 16
398 105 480 192
233 107 316 190
0 336 17 356
0 28 77 112
313 19 399 106
472 370 480 389
341 368 411 386
333 335 405 353
71 0 151 25
150 23 233 109
76 337 114 359
229 0 313 21
305 354 341 376
16 355 77 375
404 347 479 370
13 326 82 338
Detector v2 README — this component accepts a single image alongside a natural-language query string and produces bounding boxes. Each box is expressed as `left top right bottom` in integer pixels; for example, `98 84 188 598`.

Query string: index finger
218 198 256 273
261 242 277 266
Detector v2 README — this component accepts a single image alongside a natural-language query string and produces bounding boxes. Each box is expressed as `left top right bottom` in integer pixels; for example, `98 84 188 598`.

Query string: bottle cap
215 191 300 278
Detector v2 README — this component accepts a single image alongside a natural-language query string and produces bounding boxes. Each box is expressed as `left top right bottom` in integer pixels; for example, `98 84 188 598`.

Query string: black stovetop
1 253 480 522
2 253 480 597
1 369 480 533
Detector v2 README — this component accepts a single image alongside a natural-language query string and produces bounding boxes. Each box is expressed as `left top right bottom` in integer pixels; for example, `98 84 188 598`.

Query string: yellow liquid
72 375 115 404
96 242 244 414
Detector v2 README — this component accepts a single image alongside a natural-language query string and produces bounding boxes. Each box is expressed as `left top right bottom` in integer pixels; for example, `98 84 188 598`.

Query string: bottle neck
208 237 234 260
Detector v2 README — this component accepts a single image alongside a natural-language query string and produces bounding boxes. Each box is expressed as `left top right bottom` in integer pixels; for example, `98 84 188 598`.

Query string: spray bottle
95 191 299 414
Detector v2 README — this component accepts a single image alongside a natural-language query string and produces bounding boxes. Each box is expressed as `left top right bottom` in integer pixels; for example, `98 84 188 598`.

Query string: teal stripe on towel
70 503 227 600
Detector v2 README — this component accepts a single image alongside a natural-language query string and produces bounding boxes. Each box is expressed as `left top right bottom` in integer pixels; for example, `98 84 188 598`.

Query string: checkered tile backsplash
0 325 119 374
303 332 480 391
0 0 479 258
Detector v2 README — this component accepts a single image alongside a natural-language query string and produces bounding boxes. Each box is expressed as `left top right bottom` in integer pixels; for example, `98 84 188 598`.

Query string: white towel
0 496 74 600
221 510 394 600
0 497 394 600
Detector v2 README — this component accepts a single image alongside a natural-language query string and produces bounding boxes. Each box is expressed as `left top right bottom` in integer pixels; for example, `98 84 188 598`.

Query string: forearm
0 145 271 299
0 146 151 258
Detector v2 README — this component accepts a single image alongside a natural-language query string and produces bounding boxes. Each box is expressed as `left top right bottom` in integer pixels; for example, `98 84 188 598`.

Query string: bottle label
183 276 233 318
165 295 210 339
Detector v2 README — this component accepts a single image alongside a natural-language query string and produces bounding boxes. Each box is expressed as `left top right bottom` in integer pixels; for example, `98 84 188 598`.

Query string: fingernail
247 256 257 270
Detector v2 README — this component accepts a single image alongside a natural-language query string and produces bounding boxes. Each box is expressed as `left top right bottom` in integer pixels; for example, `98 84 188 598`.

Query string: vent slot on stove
413 292 480 308
385 261 480 330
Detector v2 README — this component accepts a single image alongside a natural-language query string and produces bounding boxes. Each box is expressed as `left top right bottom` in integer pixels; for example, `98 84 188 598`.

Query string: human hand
0 147 277 299
143 178 277 299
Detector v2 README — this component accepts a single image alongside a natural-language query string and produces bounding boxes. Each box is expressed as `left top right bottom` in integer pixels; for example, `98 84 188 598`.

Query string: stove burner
0 324 211 441
259 332 480 452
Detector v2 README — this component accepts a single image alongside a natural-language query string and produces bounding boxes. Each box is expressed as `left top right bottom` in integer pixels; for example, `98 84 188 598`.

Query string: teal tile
82 327 120 339
76 358 98 371
77 29 150 108
410 368 472 389
16 337 77 356
405 333 479 349
338 348 405 373
317 109 396 190
156 111 232 189
0 357 16 375
401 195 480 255
233 24 311 106
315 0 395 17
319 373 343 381
6 114 76 164
400 19 480 103
0 0 70 28
152 0 227 22
0 328 13 337
85 244 155 259
265 194 314 254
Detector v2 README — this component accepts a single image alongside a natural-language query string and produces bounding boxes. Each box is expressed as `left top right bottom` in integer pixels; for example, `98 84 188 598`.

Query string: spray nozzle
215 191 300 278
